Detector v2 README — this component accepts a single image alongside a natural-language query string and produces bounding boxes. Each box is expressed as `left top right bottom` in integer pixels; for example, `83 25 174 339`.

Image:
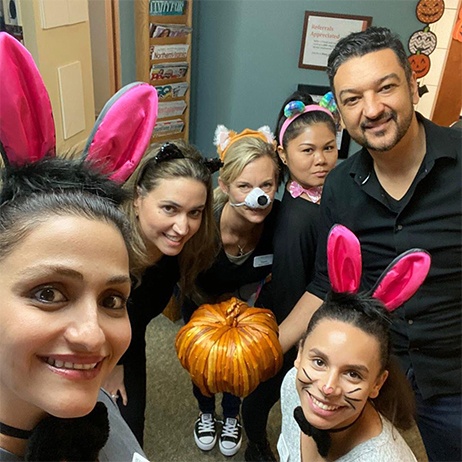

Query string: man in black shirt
279 27 461 462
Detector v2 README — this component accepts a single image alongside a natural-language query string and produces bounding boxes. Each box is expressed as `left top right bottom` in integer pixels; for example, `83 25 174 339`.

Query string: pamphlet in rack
155 82 189 99
150 62 188 80
150 44 189 60
158 100 187 118
153 118 185 137
150 23 192 38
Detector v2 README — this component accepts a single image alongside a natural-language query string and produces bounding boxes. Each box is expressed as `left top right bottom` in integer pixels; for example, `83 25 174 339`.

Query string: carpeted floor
143 314 428 462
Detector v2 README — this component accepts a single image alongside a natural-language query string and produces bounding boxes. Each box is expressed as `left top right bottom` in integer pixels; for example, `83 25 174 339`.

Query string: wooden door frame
105 0 121 92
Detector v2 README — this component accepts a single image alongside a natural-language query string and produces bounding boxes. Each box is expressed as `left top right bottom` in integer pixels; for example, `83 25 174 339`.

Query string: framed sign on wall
299 11 372 71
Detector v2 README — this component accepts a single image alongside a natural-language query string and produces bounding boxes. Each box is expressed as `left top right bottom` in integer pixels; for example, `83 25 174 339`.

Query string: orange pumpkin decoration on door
416 0 445 24
175 297 283 397
408 51 431 78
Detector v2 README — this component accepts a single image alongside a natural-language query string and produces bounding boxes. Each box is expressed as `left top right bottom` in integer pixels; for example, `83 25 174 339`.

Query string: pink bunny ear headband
327 224 431 311
278 92 337 146
214 125 276 161
0 32 158 183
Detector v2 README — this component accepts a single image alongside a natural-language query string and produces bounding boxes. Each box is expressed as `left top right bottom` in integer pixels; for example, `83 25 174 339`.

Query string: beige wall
21 0 95 153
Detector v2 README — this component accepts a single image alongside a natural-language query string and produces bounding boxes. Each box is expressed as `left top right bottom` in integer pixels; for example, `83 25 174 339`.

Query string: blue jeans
407 368 462 462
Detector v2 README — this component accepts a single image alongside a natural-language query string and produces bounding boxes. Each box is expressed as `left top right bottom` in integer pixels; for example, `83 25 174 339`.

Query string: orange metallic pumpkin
175 297 283 397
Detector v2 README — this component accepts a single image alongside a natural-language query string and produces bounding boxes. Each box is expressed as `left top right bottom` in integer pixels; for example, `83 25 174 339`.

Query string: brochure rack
135 0 193 142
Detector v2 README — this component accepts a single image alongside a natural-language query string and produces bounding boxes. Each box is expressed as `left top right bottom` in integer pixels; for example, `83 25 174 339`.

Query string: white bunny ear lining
327 224 431 312
0 32 158 182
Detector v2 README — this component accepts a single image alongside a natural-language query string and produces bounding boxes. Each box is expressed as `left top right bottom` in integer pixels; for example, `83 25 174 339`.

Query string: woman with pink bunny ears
278 225 430 462
0 32 158 461
181 125 281 457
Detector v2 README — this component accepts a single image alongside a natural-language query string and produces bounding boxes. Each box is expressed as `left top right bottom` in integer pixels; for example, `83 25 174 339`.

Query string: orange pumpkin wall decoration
175 297 283 397
416 0 445 24
408 51 431 78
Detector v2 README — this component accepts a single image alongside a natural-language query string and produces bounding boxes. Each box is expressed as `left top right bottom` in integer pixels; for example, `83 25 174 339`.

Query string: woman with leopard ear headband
278 224 430 462
103 140 221 447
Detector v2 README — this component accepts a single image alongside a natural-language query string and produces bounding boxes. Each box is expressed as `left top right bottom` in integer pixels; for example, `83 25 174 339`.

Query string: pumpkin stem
225 300 243 326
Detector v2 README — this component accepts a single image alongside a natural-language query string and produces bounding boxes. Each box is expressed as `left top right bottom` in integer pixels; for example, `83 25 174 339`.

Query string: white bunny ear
214 124 231 151
257 125 275 144
0 32 56 167
327 224 362 293
370 249 431 311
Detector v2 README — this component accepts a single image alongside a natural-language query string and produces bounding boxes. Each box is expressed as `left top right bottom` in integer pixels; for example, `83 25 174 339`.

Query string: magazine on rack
153 118 185 137
150 44 189 60
150 23 192 38
155 82 189 99
150 62 188 80
158 100 187 119
149 0 186 15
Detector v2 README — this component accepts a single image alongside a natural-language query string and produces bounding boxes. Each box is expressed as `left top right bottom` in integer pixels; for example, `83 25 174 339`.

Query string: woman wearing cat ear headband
278 224 430 462
103 140 221 447
0 32 158 461
241 90 339 462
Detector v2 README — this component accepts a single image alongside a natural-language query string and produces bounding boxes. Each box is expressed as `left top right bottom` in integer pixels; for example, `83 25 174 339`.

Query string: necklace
237 243 246 256
0 421 32 439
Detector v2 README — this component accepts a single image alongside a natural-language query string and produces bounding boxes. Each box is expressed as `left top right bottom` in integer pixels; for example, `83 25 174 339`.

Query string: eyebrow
19 265 131 285
160 200 206 209
338 73 401 100
309 348 370 374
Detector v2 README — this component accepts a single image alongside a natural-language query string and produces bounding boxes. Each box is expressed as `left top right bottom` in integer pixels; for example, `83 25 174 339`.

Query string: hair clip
203 158 223 174
318 92 338 115
283 100 306 119
153 142 185 163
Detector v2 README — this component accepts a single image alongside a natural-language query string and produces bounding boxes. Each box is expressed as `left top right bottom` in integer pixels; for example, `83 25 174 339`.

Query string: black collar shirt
308 113 462 399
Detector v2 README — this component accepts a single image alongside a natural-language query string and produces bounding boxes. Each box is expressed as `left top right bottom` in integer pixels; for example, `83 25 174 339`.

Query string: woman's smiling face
134 177 207 260
294 319 388 431
0 215 131 426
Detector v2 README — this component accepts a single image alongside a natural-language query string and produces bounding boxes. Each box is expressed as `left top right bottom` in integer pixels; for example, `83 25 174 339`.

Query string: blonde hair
214 136 280 212
124 140 218 294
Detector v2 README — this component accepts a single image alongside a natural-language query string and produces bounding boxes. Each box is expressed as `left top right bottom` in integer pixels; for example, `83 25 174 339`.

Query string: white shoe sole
194 433 217 451
219 438 242 457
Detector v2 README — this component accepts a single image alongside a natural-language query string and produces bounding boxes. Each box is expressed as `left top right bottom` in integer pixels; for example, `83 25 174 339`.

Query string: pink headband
278 104 334 146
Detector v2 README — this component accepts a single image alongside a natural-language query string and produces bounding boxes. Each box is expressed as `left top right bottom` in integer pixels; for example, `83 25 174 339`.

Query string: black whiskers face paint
344 388 363 410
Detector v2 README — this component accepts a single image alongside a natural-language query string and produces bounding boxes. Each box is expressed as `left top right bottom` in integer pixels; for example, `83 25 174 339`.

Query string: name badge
253 254 273 268
132 452 150 462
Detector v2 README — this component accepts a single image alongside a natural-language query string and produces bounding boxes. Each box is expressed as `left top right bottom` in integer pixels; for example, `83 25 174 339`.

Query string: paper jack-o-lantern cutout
408 51 431 78
175 297 283 397
408 27 437 54
416 0 445 24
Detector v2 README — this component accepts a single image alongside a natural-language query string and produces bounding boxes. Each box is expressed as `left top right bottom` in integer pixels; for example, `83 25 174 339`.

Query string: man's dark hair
327 27 412 92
